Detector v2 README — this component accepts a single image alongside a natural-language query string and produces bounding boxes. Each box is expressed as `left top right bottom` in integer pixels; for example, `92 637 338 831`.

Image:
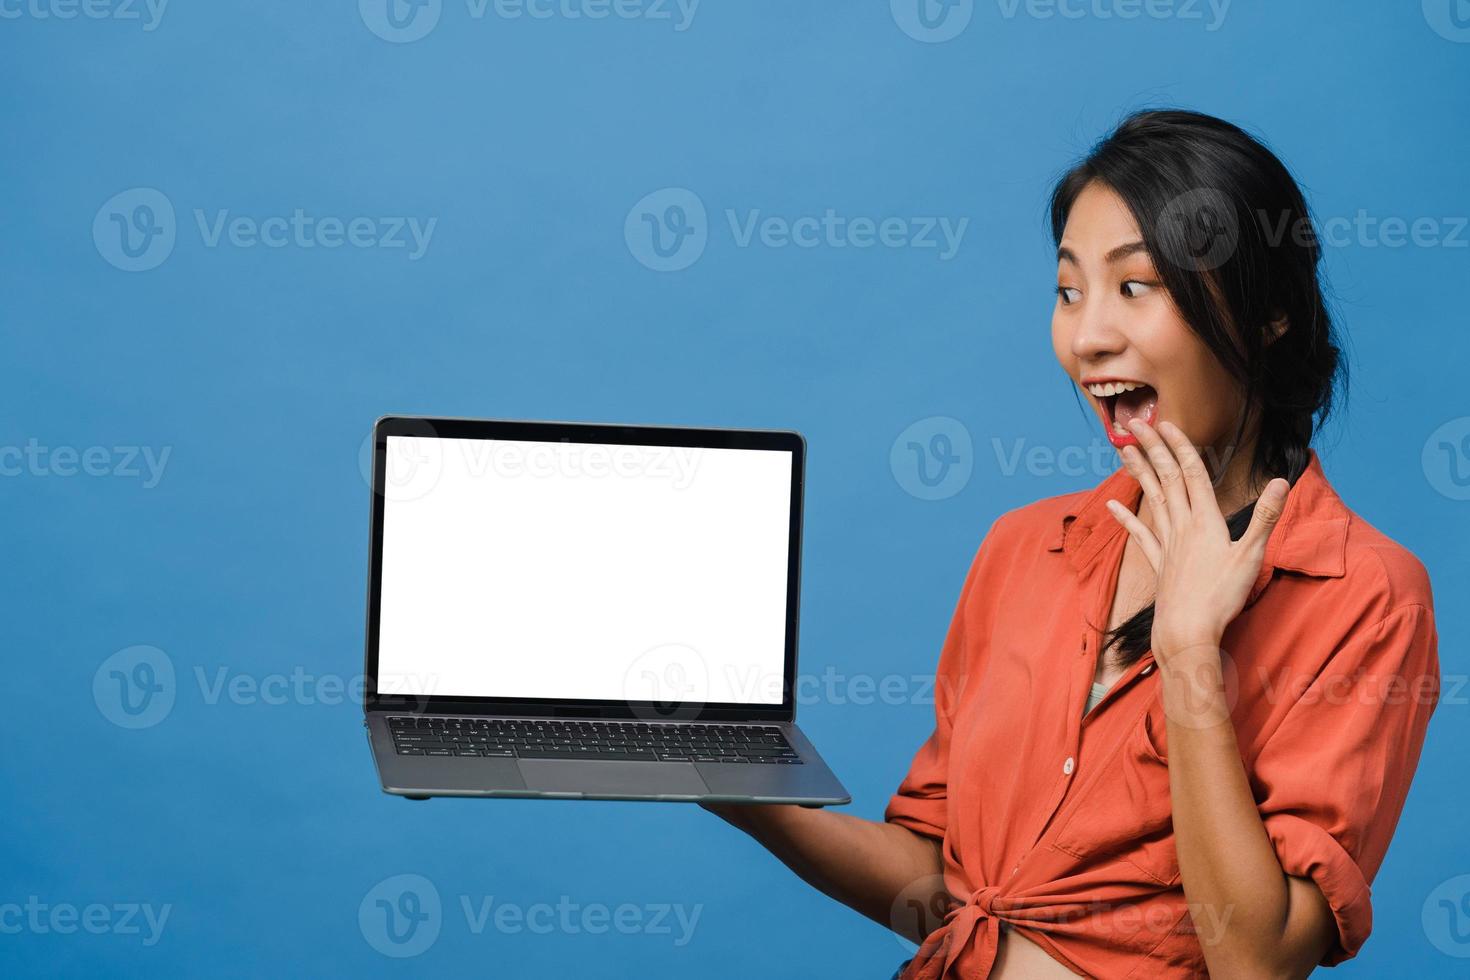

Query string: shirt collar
1045 448 1349 599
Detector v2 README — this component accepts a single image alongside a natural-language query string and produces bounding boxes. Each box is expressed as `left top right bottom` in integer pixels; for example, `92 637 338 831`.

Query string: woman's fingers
1156 420 1226 530
1105 498 1162 570
1242 477 1290 554
1127 418 1191 529
1119 444 1172 543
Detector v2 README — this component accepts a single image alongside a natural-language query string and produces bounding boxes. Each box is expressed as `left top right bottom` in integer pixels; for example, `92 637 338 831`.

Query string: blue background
4 0 1468 975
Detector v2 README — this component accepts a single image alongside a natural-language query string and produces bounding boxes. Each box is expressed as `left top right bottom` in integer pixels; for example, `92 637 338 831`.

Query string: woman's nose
1069 298 1127 363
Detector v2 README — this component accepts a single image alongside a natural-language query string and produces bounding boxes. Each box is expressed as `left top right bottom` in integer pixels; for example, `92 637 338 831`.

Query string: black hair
1048 108 1345 668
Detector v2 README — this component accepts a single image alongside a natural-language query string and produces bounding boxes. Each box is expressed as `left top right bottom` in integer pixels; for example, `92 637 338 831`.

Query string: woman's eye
1057 285 1081 305
1120 280 1154 298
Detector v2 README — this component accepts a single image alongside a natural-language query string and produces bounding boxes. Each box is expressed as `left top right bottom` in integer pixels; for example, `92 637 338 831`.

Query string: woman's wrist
1157 640 1235 729
1153 627 1224 663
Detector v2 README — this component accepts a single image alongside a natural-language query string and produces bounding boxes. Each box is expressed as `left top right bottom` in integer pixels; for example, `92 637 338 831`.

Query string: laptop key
396 747 426 755
425 748 454 756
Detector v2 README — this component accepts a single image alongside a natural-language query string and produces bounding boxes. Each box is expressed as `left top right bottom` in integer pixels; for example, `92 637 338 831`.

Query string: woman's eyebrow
1055 240 1150 265
1105 240 1148 263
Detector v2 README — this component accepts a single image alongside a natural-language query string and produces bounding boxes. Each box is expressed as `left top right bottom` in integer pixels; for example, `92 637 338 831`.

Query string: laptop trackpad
518 760 708 797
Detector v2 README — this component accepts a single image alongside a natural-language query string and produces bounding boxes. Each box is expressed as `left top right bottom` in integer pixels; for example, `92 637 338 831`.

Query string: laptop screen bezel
362 415 804 722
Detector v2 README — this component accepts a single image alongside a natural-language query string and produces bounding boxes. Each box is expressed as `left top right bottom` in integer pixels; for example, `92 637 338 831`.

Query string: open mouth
1085 380 1159 446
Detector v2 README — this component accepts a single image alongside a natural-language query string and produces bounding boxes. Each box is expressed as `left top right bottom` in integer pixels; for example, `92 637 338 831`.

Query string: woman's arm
1159 644 1336 979
1105 419 1336 977
703 803 946 942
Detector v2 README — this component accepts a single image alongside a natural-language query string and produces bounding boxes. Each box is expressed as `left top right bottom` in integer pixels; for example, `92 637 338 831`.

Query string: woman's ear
1266 312 1289 345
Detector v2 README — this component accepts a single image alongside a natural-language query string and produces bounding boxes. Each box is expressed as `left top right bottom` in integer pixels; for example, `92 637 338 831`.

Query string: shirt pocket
1050 706 1180 887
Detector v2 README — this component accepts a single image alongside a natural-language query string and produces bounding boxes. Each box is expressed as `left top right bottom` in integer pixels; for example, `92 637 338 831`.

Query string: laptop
361 415 850 806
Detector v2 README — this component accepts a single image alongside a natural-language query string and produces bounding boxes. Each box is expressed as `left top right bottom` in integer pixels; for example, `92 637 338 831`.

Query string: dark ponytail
1048 109 1346 668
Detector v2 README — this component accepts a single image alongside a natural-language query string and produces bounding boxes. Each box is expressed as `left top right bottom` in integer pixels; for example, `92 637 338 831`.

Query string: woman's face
1051 180 1247 467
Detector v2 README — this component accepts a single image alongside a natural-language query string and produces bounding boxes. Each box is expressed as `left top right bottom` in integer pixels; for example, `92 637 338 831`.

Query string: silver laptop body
362 416 850 806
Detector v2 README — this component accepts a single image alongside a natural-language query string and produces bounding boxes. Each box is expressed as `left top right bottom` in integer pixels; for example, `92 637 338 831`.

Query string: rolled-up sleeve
884 523 996 842
1251 601 1439 965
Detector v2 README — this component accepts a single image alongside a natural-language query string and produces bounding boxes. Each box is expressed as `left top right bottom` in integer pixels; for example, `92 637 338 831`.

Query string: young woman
704 110 1440 978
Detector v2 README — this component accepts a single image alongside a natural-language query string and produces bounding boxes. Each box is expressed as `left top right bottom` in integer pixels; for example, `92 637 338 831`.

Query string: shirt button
1141 664 1155 676
1063 756 1075 776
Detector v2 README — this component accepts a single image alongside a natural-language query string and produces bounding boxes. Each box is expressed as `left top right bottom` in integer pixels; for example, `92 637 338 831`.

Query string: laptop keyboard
387 717 804 764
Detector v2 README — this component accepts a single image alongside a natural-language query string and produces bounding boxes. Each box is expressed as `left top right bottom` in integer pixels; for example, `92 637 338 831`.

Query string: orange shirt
886 449 1439 978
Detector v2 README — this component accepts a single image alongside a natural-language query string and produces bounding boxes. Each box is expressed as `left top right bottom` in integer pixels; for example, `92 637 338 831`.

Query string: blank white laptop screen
376 436 794 705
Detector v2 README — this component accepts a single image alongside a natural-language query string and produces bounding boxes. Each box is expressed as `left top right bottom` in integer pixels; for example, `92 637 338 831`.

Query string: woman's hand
699 800 764 833
1103 418 1290 661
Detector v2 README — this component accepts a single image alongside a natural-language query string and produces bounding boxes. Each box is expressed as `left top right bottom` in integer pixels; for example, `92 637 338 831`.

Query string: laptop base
366 712 850 806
